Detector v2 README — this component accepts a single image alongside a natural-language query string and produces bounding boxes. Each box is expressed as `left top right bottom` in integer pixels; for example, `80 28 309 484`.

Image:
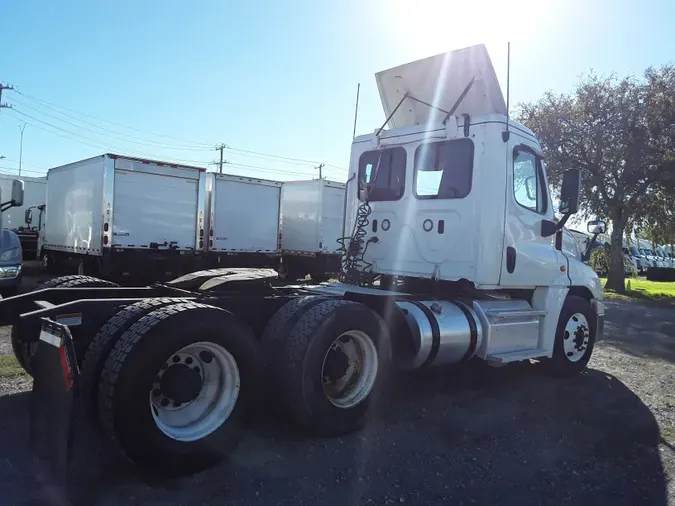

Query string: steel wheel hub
563 312 590 362
149 341 240 442
321 330 378 409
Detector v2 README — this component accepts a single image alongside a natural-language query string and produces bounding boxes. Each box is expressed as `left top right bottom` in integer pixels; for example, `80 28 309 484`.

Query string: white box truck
42 154 206 282
0 174 46 260
205 173 282 266
280 178 345 281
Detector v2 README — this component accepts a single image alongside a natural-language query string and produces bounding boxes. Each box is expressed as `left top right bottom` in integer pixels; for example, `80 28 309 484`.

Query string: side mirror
587 220 606 235
24 208 33 226
11 179 24 207
559 169 581 215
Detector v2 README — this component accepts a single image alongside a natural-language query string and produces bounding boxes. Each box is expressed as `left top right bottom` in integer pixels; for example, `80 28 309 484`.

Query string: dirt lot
0 296 673 505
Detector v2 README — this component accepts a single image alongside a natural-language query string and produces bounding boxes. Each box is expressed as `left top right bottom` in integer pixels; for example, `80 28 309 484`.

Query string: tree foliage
519 65 675 291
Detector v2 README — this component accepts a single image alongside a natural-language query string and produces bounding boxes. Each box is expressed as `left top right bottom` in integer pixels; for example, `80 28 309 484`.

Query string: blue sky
1 0 674 183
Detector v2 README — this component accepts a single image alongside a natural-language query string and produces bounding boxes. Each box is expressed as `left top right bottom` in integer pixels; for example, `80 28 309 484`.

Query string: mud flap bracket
29 317 80 503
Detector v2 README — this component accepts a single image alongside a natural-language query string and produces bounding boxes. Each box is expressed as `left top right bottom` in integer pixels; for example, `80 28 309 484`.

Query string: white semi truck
2 44 604 491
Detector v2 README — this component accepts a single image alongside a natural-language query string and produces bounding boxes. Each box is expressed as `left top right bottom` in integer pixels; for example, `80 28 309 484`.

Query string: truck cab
342 44 604 366
0 179 25 296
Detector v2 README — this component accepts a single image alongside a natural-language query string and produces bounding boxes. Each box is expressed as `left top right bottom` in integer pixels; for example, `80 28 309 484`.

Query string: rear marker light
103 236 109 245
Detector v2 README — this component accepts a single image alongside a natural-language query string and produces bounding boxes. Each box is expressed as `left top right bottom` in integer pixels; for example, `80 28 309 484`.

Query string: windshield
642 249 654 256
629 246 640 256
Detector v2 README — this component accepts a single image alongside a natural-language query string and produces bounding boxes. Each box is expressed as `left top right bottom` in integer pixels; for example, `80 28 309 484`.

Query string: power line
7 96 214 151
224 161 345 181
5 109 212 166
14 89 213 148
8 87 347 175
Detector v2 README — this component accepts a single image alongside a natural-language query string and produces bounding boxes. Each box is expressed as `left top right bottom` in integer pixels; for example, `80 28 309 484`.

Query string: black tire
11 324 34 376
97 302 262 476
79 298 189 422
10 276 121 377
545 295 596 377
280 299 392 436
39 275 119 289
260 296 329 405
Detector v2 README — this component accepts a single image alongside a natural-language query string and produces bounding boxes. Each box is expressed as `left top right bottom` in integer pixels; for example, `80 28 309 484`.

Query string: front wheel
544 295 596 377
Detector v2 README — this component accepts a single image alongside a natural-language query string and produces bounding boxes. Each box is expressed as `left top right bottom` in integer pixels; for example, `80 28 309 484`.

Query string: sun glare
381 0 552 58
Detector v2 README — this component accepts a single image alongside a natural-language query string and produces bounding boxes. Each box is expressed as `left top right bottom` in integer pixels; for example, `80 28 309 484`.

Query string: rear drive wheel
80 298 188 421
260 296 329 407
544 295 596 377
97 302 262 476
280 299 392 435
11 275 120 376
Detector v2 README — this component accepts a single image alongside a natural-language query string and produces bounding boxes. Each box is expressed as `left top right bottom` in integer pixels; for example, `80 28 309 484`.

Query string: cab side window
513 148 547 214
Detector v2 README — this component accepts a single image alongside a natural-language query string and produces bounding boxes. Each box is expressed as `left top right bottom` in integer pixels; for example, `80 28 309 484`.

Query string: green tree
519 65 675 292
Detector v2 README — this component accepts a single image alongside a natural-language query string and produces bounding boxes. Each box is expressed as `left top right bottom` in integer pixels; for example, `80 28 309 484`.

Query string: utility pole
316 163 324 179
215 143 226 174
0 83 14 110
18 123 26 176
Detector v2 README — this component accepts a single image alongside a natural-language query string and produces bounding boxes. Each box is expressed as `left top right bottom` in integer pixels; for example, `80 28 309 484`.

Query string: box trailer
0 174 46 260
205 173 282 267
42 154 206 282
280 178 345 281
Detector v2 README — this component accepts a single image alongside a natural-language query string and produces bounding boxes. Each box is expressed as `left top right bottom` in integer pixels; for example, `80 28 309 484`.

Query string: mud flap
29 318 80 505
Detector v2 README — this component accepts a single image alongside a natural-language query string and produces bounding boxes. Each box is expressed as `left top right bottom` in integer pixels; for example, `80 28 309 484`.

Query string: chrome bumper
0 264 22 280
592 299 605 342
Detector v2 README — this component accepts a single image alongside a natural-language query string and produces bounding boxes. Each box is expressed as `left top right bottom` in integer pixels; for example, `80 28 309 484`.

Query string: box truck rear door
112 170 198 250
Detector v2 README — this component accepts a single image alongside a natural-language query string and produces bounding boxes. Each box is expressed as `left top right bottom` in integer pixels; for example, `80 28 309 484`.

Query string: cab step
486 348 549 365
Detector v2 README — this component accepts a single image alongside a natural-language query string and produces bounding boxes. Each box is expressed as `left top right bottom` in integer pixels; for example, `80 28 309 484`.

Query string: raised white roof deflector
375 44 507 129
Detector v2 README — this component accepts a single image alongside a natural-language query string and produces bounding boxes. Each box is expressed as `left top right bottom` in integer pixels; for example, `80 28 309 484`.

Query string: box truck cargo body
204 173 282 267
0 175 47 259
280 179 346 281
43 154 206 282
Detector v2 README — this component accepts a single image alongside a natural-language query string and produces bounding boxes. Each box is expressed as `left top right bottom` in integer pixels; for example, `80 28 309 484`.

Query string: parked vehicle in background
625 243 645 273
42 154 206 283
0 174 46 260
279 178 345 282
204 173 282 268
635 239 659 269
622 240 642 273
655 245 674 268
0 179 25 296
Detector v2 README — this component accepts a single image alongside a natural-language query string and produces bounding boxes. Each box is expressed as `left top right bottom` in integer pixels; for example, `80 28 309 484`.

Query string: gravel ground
0 299 673 505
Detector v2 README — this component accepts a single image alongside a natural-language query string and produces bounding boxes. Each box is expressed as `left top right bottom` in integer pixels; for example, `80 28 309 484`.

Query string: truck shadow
0 363 667 506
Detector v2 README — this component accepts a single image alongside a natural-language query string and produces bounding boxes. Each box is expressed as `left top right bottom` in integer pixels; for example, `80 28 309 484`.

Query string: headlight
0 248 20 262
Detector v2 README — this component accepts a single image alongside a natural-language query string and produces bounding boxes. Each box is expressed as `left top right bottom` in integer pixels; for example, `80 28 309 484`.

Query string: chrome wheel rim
149 341 240 442
563 313 590 362
321 330 378 409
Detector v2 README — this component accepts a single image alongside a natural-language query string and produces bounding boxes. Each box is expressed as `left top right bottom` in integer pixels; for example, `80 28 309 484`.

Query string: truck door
499 139 564 288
